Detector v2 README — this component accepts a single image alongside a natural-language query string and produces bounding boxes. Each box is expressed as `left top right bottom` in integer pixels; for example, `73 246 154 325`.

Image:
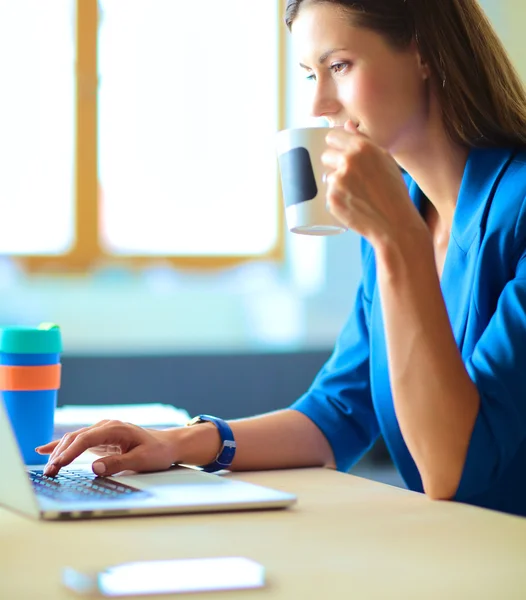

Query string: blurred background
0 0 524 486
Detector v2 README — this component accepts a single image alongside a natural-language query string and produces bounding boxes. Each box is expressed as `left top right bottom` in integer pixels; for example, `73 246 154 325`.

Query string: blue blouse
291 147 526 517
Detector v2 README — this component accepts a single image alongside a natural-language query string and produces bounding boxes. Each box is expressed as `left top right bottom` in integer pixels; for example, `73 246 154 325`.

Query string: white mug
276 127 347 236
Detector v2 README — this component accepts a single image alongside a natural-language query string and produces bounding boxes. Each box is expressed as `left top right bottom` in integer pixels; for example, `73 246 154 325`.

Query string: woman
38 0 526 516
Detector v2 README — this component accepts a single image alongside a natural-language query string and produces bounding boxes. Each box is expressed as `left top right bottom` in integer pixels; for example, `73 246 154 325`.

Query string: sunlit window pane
0 0 75 255
98 0 279 256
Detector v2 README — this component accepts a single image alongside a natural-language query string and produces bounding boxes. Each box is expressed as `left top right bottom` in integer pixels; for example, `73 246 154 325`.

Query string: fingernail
93 463 106 475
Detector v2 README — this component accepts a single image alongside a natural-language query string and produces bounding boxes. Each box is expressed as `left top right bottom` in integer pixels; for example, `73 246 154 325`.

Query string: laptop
0 401 297 520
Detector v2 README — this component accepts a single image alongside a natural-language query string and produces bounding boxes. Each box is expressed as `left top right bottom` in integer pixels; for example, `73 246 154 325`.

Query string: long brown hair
285 0 526 148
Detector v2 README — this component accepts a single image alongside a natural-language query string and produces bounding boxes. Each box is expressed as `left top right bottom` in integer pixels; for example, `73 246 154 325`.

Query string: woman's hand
36 420 178 477
322 120 427 248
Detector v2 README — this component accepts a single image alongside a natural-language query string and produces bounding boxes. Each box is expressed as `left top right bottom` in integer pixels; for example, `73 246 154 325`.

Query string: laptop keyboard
28 469 152 502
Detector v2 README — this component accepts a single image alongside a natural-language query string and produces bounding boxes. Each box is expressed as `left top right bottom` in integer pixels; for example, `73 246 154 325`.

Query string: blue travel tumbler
0 324 62 465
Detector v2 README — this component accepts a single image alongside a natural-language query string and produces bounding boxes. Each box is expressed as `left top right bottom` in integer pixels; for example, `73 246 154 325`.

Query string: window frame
19 0 286 273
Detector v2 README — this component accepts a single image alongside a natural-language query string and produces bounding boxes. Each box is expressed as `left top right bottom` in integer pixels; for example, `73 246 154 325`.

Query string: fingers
35 439 60 454
325 129 351 151
325 126 368 156
321 148 345 171
44 426 94 474
89 445 123 457
323 167 353 204
344 119 360 135
321 143 367 174
46 428 119 474
91 446 145 476
44 422 134 476
326 185 354 225
327 183 352 207
43 420 112 468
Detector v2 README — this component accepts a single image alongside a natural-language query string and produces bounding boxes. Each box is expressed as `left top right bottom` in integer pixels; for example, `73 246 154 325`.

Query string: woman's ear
416 52 431 81
410 38 430 81
420 58 431 81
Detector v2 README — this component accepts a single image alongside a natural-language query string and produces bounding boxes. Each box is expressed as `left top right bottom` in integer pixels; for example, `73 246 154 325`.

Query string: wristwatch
186 414 237 473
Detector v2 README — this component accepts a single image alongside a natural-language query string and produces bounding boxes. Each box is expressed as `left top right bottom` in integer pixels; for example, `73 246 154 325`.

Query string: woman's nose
309 83 342 120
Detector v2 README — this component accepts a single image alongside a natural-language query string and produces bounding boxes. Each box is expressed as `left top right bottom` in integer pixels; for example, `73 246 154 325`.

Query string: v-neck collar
402 146 518 350
406 147 517 253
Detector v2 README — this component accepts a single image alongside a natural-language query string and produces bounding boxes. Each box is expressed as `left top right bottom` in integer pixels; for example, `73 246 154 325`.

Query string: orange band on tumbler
0 364 61 391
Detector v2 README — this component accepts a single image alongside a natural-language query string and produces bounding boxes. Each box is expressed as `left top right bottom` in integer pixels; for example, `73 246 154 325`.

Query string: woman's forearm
375 233 480 500
173 409 336 471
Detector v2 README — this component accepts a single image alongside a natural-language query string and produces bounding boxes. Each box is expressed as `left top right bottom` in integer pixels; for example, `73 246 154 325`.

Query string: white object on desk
54 403 191 438
62 557 266 596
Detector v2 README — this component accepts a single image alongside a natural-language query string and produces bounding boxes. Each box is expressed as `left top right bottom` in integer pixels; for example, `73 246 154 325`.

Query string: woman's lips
330 121 360 129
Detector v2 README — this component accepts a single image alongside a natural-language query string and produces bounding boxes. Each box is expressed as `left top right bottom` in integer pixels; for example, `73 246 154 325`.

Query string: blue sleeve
455 251 526 500
290 279 379 473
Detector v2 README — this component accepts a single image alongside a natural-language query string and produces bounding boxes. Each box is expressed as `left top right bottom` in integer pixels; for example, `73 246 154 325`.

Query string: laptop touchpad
110 467 228 490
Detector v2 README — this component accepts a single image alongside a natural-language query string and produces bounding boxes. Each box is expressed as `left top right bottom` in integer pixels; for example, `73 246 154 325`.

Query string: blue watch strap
186 414 236 473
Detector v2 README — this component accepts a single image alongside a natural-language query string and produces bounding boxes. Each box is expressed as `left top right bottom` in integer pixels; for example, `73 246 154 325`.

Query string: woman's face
291 3 431 155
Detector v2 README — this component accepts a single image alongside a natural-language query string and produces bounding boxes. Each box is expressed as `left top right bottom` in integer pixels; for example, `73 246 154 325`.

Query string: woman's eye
304 62 350 82
331 62 350 74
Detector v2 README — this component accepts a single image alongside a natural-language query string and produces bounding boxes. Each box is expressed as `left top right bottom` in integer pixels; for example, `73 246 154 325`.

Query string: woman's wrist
373 226 433 284
166 421 222 467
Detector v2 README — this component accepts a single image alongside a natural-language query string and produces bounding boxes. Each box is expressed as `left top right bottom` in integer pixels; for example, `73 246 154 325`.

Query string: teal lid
0 323 62 354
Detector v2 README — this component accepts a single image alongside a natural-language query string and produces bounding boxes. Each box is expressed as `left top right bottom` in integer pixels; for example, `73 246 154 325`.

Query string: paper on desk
54 403 190 436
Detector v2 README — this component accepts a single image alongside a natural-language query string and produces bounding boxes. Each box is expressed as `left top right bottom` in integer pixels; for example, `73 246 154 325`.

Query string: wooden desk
1 468 525 599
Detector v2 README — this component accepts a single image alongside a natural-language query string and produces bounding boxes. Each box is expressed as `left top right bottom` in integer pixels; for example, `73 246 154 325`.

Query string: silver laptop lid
0 399 41 519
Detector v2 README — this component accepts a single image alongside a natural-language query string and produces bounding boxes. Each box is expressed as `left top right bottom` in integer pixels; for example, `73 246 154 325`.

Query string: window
0 0 76 256
2 0 285 272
